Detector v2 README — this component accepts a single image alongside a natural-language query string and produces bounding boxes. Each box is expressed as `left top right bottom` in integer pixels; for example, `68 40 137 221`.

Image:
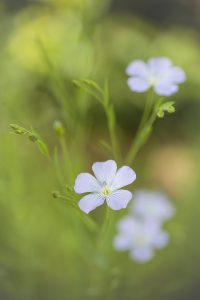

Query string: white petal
132 190 175 221
130 246 154 262
153 231 169 249
127 77 150 93
166 66 186 84
74 173 101 194
148 57 172 73
111 166 136 190
113 234 132 251
117 217 137 233
78 193 105 214
154 83 178 96
126 60 149 77
106 190 132 210
92 160 117 185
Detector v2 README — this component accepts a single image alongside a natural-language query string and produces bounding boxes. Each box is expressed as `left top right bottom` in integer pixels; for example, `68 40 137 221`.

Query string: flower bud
157 110 165 118
52 191 61 199
53 120 65 137
28 133 38 142
167 105 175 113
10 124 27 135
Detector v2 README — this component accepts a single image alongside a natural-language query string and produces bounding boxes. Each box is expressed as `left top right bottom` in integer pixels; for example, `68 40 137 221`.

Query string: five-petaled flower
126 57 186 96
74 160 136 214
113 217 169 262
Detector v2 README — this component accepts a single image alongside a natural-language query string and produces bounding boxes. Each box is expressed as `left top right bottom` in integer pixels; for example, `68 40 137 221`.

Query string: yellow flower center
136 235 148 246
101 186 111 196
148 75 158 86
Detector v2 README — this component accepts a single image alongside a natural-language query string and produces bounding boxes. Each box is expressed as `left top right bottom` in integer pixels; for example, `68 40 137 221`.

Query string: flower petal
92 160 117 185
165 66 186 84
127 77 150 93
117 217 137 233
152 231 169 249
78 193 105 214
132 190 175 222
130 246 154 262
148 57 172 73
113 234 132 251
106 190 132 210
74 173 101 194
126 60 149 78
154 83 178 96
110 166 136 190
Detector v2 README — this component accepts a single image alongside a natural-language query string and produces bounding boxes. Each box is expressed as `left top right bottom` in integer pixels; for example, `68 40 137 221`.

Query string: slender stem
97 206 112 252
138 91 154 132
106 108 121 162
59 136 73 185
126 91 154 165
125 92 164 165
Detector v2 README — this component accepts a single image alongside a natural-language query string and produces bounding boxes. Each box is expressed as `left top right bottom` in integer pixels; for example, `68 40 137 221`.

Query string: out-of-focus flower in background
114 189 175 262
114 217 169 263
131 190 175 223
74 160 136 213
126 57 186 96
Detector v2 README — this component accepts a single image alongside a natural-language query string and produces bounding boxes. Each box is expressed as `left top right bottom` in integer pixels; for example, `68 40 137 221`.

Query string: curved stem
126 94 164 165
126 91 154 165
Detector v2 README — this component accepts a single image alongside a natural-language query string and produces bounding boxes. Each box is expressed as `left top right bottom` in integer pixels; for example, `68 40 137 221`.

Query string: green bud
10 124 27 135
167 105 176 113
28 133 38 142
52 191 61 199
53 120 65 137
157 110 165 118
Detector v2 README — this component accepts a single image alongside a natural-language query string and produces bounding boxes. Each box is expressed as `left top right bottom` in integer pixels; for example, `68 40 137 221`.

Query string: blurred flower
126 57 186 96
74 160 136 214
132 190 175 223
114 217 169 263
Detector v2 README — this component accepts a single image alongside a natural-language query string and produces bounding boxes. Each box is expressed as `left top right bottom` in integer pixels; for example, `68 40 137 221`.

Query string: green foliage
0 1 199 300
157 101 176 118
10 124 50 158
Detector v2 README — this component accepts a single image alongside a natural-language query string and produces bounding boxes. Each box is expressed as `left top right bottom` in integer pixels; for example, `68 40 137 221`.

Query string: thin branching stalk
126 92 162 165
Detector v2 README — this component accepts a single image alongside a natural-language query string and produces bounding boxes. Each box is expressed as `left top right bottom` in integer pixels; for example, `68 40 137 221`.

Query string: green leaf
72 79 103 103
36 139 49 157
81 79 103 94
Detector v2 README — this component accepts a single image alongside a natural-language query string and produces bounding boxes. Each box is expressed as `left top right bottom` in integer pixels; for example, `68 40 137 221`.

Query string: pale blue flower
74 160 136 214
113 217 169 263
132 190 175 223
126 57 186 96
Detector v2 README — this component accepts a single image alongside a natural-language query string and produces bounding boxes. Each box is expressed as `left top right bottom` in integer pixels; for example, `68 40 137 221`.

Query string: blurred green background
0 0 200 299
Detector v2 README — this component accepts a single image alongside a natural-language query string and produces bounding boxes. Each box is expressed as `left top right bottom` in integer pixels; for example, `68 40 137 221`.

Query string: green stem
59 136 73 185
126 91 160 165
106 108 121 162
138 91 154 131
97 206 112 253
